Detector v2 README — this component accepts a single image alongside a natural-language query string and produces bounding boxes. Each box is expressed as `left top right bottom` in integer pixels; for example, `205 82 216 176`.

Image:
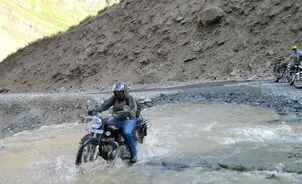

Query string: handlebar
80 112 102 124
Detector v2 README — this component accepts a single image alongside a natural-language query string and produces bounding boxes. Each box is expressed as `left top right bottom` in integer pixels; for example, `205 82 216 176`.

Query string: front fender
83 137 99 146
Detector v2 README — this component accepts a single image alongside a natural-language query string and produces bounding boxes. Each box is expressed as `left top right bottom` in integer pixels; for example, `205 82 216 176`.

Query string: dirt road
0 80 302 138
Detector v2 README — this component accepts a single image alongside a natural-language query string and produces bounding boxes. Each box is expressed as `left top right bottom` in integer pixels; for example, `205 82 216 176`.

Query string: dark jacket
96 94 137 119
290 49 302 64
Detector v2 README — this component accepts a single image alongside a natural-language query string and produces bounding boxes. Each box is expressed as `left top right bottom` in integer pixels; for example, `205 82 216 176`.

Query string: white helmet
112 80 127 92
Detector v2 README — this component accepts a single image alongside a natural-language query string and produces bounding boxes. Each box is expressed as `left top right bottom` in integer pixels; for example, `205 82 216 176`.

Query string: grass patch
0 0 120 62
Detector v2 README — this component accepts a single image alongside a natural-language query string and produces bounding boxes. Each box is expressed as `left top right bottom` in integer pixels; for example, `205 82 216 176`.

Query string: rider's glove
114 111 130 121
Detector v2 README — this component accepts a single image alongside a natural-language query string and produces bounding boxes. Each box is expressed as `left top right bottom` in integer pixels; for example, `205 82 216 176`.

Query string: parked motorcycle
274 62 296 83
75 113 149 166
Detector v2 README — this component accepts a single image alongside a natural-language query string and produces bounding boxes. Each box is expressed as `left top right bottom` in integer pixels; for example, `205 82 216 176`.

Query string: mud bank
153 80 302 113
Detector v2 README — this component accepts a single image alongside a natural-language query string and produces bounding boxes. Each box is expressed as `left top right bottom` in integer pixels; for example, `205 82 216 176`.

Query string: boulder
198 6 225 26
0 88 10 94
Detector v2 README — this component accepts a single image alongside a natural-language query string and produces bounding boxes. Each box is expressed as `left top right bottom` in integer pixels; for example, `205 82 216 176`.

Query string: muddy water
1 103 302 184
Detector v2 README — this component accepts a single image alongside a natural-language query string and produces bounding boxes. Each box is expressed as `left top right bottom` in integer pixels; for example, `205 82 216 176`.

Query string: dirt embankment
0 0 302 92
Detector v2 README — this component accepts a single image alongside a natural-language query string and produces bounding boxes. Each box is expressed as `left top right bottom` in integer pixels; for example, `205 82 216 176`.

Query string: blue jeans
108 118 137 158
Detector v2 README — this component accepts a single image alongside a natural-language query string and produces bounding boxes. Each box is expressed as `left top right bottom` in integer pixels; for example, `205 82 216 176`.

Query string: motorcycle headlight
105 131 111 136
96 117 102 124
91 123 101 129
90 117 102 129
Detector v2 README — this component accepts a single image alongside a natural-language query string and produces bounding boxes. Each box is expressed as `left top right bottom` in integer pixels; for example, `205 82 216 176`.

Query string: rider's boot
130 155 137 163
275 78 280 83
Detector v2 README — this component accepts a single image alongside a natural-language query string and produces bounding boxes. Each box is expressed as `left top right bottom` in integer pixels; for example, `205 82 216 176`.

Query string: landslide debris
0 0 302 92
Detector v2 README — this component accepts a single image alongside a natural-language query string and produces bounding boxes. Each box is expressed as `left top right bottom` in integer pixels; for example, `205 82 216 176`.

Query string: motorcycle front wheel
75 138 99 166
292 72 302 89
273 63 287 82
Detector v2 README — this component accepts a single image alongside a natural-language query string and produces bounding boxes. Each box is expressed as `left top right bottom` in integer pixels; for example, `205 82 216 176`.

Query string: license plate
90 128 103 134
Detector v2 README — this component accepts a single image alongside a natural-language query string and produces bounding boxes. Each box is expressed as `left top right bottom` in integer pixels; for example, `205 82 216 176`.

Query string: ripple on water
224 124 302 145
1 103 302 184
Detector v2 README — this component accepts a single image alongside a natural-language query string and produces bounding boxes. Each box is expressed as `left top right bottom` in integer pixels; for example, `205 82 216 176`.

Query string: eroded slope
0 0 302 92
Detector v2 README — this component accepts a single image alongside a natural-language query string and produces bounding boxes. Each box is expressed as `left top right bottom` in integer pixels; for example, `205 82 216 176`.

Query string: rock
192 39 217 52
86 99 98 111
138 56 151 65
184 56 197 63
0 88 10 94
58 107 64 112
218 163 256 172
15 112 43 131
133 49 141 55
198 6 225 26
192 41 203 52
232 42 248 53
230 69 241 76
266 50 275 56
79 115 87 124
289 23 302 33
216 39 227 46
157 48 169 57
96 45 109 54
248 75 257 80
266 173 278 179
59 87 66 92
74 102 81 109
144 98 152 104
175 16 184 22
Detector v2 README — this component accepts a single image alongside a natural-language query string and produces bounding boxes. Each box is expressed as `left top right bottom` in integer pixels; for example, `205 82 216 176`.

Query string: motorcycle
274 62 296 83
75 113 149 166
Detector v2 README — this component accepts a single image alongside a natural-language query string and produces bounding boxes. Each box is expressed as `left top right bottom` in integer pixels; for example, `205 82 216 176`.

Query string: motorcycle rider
275 45 302 82
89 80 138 163
289 45 302 69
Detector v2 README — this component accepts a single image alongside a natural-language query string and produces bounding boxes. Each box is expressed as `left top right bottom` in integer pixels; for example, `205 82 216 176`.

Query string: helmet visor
114 91 125 99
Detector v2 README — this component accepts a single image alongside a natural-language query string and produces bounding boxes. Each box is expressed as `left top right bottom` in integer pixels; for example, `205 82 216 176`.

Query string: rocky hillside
0 0 302 92
0 0 118 62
